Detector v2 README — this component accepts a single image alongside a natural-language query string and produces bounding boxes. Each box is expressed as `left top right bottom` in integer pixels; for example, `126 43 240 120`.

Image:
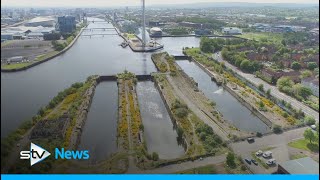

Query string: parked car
311 125 316 130
247 137 255 143
255 150 263 156
245 158 252 165
251 159 258 165
266 159 276 166
262 151 272 158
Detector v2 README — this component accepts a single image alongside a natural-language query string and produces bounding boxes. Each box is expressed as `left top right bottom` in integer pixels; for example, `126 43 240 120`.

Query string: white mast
142 0 146 47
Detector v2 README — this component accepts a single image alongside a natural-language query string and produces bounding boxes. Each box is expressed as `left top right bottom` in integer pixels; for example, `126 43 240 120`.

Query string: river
176 60 270 133
136 81 185 159
1 17 268 140
77 81 118 163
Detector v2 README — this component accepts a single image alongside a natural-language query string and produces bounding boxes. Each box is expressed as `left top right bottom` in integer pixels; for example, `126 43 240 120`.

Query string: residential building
56 16 76 34
301 77 319 97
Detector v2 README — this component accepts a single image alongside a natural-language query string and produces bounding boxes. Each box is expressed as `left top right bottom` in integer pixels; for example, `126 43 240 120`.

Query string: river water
176 60 270 133
77 81 118 163
136 81 185 159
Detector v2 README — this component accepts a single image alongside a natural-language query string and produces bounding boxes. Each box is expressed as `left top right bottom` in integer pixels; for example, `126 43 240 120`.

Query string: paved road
230 127 308 174
213 52 319 122
131 154 226 174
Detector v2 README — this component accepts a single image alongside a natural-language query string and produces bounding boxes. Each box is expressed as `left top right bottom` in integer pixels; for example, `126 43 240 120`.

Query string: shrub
304 116 316 126
272 125 282 134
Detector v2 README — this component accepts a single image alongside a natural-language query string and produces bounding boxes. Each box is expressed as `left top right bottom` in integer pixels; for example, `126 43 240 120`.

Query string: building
149 27 162 37
56 16 76 34
24 17 55 27
222 27 242 35
1 32 13 40
301 77 319 97
277 157 319 174
27 32 44 39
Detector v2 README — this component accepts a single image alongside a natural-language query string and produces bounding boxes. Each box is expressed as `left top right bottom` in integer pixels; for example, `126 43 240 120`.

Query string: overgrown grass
288 139 319 153
235 32 283 43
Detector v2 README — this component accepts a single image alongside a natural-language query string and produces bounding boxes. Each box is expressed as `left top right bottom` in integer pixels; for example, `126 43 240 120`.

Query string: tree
266 89 271 98
273 125 282 134
226 152 236 168
296 85 313 99
240 59 252 72
258 84 264 92
304 116 316 126
291 61 301 70
303 128 316 143
277 77 294 92
307 62 318 70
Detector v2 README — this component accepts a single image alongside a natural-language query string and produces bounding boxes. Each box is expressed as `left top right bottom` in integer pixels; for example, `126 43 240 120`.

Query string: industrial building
277 157 319 174
149 27 162 37
24 17 55 27
56 16 76 34
222 27 242 35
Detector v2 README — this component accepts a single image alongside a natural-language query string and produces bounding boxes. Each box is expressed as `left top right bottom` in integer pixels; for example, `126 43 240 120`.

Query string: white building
301 77 319 97
222 27 242 35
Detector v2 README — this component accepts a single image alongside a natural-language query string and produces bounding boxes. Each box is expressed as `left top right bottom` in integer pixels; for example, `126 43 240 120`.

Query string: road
213 52 319 122
230 127 308 174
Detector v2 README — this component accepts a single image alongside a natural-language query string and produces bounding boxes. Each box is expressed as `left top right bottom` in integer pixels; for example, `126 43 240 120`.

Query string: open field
235 32 283 43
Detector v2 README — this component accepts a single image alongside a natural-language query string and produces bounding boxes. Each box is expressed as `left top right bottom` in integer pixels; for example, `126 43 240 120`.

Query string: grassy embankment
1 76 98 173
184 48 300 127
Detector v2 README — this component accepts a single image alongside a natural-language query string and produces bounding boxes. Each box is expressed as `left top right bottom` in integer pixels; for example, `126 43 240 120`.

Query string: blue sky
2 0 319 7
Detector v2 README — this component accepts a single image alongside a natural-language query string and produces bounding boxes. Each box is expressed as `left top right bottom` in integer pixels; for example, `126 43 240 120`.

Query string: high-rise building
56 16 76 34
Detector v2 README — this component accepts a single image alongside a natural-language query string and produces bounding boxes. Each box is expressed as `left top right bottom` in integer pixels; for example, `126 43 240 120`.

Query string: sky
2 0 319 7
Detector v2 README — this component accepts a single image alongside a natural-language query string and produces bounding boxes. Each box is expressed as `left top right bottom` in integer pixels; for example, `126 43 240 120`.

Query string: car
251 159 258 165
262 151 272 158
311 125 316 130
199 157 203 161
266 159 276 166
247 137 255 143
255 150 263 156
245 158 252 165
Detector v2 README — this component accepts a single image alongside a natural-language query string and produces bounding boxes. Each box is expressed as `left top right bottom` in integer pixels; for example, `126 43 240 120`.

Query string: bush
226 152 236 168
152 152 159 161
273 125 282 134
174 108 189 118
304 116 316 126
256 132 263 137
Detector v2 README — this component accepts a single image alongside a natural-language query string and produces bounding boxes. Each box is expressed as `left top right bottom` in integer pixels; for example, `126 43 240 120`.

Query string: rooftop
279 157 319 174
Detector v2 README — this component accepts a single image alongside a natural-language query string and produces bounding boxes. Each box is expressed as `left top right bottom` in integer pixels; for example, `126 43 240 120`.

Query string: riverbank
183 48 302 132
1 25 87 72
1 75 98 173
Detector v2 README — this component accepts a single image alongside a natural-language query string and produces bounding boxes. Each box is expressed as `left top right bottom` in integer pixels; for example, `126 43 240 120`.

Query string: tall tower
142 0 146 47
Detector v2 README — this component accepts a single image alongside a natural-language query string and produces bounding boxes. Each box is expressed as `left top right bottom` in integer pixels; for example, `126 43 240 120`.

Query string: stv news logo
20 143 51 166
20 143 90 166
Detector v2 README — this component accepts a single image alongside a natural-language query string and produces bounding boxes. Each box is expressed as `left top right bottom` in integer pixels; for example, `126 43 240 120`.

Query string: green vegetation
1 62 33 70
2 76 98 172
235 32 283 43
277 77 313 103
196 123 223 153
304 116 316 126
272 125 283 134
226 152 236 169
251 152 269 169
289 138 319 153
290 154 307 160
163 27 189 35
